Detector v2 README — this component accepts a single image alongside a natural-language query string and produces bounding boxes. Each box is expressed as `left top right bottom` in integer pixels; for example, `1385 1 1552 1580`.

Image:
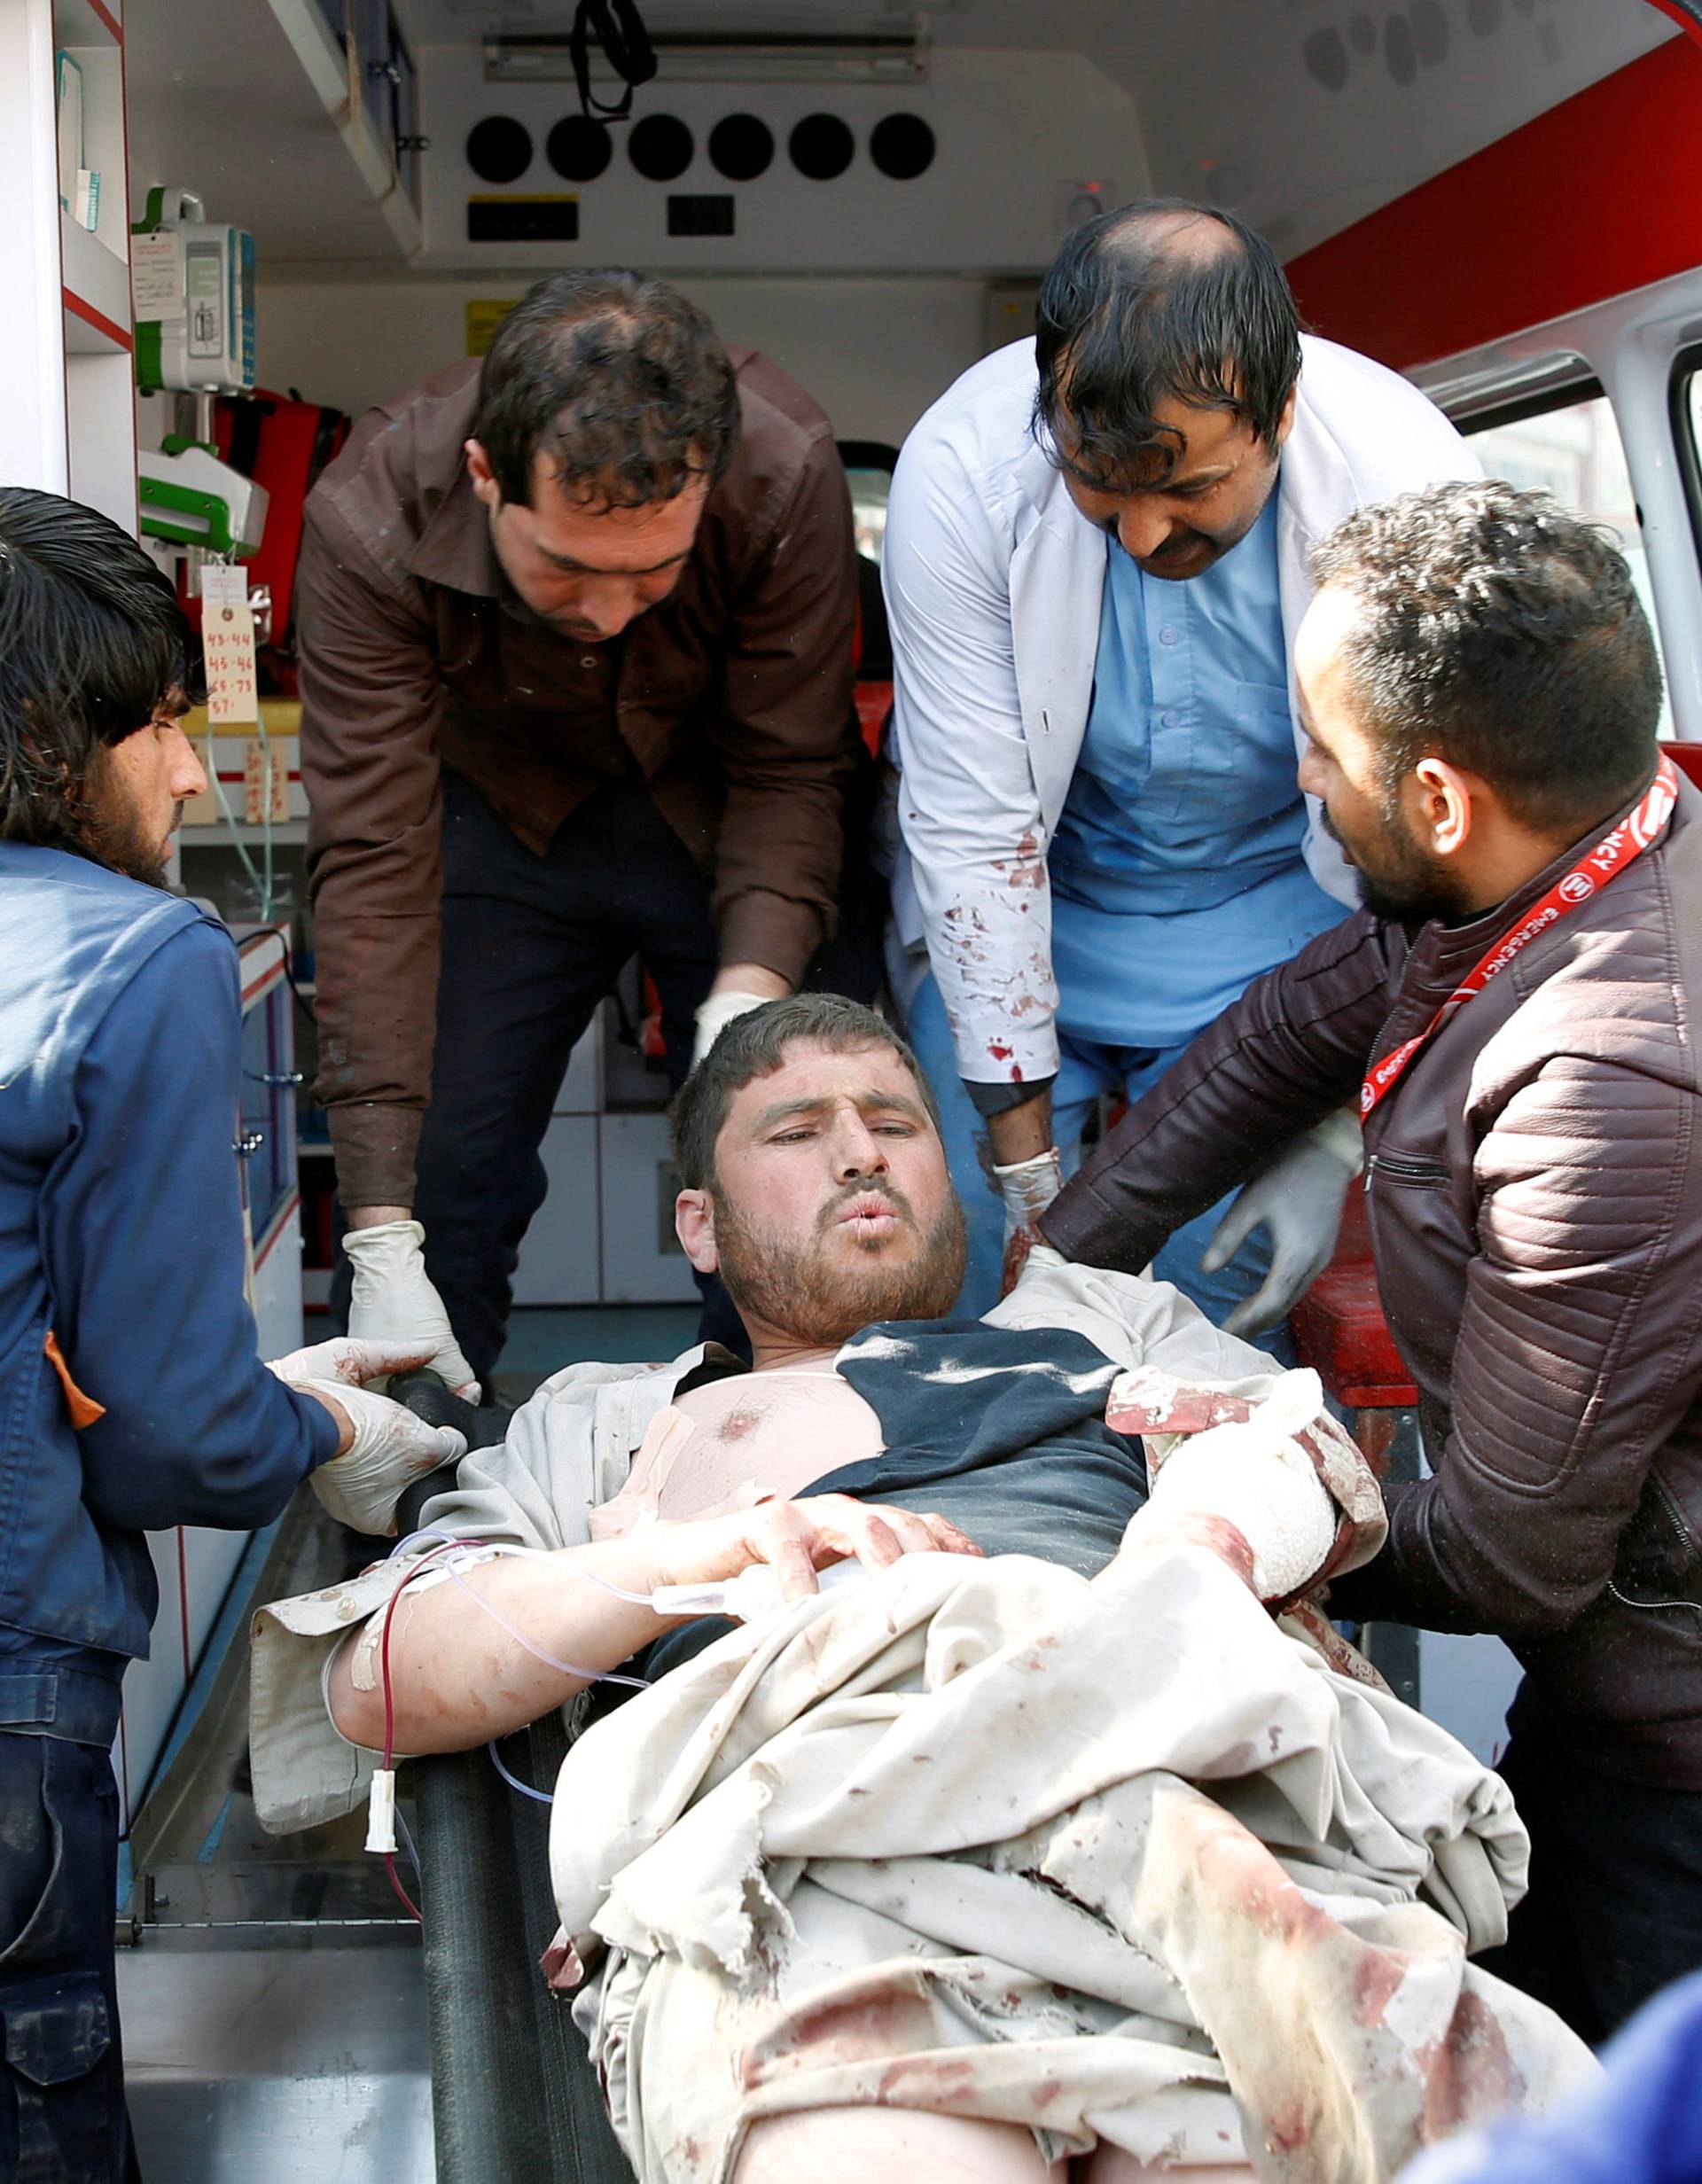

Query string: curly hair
1034 199 1301 493
1308 480 1663 831
0 488 202 854
472 269 740 511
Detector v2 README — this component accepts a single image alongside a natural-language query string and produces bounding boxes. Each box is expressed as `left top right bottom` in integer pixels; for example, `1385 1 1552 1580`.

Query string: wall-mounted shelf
264 0 422 256
54 0 121 45
0 0 137 526
60 210 131 348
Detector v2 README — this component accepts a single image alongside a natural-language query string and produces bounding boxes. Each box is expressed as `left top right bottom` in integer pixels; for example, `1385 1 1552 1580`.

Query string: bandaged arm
1144 1428 1338 1602
1128 1369 1347 1603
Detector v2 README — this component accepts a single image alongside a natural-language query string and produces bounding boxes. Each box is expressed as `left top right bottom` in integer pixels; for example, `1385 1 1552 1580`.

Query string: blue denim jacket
0 846 335 1743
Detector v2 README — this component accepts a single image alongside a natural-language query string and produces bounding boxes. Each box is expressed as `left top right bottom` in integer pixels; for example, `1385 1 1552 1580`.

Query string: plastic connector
650 1557 868 1624
365 1766 398 1854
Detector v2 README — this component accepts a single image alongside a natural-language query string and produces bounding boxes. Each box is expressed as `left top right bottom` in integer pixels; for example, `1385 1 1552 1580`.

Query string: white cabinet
555 1008 603 1118
114 1531 183 1830
511 1116 602 1306
510 1007 699 1306
599 1113 698 1306
511 1013 603 1305
0 0 137 529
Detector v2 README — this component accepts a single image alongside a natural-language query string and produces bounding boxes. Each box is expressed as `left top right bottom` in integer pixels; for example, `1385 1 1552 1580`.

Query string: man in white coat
884 199 1477 1329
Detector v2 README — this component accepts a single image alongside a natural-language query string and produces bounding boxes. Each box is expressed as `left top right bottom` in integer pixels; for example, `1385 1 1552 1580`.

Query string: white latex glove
993 1147 1062 1244
266 1337 440 1391
292 1379 468 1537
1203 1110 1362 1338
691 987 778 1069
341 1219 480 1402
994 1146 1064 1294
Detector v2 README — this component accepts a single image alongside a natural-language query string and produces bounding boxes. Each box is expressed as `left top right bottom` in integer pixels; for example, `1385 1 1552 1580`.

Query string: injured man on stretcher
251 996 1594 2183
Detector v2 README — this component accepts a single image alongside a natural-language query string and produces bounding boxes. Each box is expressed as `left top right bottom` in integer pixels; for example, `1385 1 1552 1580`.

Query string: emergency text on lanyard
1360 755 1681 1123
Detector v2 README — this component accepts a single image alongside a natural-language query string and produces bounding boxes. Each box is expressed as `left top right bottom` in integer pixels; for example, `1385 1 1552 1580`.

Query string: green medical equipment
137 439 269 559
131 186 256 395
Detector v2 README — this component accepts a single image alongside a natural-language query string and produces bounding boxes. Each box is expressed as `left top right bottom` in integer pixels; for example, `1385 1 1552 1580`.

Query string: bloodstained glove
291 1381 467 1537
994 1146 1064 1296
266 1336 439 1390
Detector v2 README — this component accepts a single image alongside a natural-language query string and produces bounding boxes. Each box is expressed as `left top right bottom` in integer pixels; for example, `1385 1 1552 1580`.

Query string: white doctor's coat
882 333 1478 1096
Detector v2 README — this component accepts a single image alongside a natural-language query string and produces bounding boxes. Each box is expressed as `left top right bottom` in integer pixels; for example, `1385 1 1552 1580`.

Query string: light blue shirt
1049 491 1345 1050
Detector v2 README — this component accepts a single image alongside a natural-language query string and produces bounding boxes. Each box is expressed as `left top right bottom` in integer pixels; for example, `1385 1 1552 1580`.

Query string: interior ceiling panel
398 0 1678 256
391 0 1126 48
1088 0 1677 259
125 0 406 262
122 0 1682 269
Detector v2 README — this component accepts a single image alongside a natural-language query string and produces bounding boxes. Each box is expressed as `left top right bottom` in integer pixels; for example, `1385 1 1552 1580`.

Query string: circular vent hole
466 115 534 185
628 113 695 182
547 114 613 182
788 113 855 182
709 112 774 182
870 113 935 181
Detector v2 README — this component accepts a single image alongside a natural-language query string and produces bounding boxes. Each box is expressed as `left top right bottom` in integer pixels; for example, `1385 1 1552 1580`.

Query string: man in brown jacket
297 272 863 1391
1041 479 1702 2043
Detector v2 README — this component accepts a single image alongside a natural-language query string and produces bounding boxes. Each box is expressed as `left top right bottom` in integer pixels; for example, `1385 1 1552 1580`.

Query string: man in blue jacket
0 490 465 2181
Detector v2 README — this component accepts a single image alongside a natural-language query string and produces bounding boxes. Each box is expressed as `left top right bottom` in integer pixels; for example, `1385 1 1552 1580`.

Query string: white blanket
552 1539 1594 2183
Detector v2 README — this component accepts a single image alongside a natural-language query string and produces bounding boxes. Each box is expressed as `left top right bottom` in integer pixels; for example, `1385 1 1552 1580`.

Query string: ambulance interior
9 0 1702 2173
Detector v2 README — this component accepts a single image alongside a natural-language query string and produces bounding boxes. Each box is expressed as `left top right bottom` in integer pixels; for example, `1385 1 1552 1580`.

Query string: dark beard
85 809 171 889
1356 871 1457 924
713 1183 969 1348
1322 800 1471 926
1353 854 1472 926
82 746 173 888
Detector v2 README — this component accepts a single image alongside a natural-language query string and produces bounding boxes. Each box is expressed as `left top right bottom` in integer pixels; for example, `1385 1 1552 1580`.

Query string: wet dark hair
472 269 740 510
1034 198 1302 493
1308 480 1664 833
0 488 202 853
670 994 941 1191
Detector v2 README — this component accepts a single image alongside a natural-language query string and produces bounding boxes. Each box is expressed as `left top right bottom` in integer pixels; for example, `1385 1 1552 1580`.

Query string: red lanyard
1360 755 1680 1123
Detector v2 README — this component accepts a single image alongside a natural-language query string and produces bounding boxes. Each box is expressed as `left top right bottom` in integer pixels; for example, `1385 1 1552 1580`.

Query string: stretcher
393 1384 636 2182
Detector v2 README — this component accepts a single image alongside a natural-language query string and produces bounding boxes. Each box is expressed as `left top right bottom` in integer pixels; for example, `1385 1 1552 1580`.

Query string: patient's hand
649 1494 983 1605
328 1495 983 1758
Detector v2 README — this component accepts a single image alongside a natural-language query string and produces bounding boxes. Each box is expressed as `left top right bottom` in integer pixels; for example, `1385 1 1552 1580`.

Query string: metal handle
395 133 431 152
258 1070 305 1088
235 1130 267 1158
367 58 402 83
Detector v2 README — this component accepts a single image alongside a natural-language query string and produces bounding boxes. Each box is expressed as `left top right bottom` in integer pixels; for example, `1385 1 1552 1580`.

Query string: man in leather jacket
1042 479 1702 2042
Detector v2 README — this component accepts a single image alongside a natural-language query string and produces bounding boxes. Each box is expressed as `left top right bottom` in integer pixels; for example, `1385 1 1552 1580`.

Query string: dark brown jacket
296 351 859 1206
1044 774 1702 1788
